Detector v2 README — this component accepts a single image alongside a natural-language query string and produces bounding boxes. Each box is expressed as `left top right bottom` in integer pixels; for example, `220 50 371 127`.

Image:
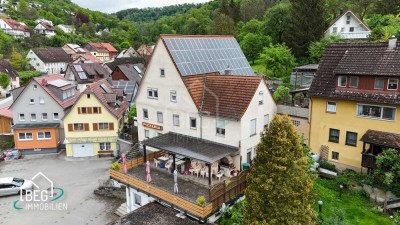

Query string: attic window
87 94 90 99
160 69 165 77
33 84 38 90
338 76 347 87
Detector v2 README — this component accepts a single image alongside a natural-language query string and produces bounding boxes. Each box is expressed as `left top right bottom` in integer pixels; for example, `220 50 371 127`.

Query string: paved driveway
0 152 123 225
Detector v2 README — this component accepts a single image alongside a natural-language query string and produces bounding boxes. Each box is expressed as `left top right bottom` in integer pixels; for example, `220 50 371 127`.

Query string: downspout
199 75 207 139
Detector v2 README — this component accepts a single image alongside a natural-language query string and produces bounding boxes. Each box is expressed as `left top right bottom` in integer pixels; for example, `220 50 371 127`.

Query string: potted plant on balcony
196 196 206 207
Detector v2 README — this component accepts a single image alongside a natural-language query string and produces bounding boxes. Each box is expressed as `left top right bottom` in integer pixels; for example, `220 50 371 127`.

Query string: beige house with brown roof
135 35 277 171
63 79 129 157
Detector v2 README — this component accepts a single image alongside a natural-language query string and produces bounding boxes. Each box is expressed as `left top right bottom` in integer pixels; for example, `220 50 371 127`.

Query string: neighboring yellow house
63 79 129 157
309 39 400 173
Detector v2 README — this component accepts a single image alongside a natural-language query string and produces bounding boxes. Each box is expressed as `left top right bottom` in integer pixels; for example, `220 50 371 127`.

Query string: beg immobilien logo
13 172 67 211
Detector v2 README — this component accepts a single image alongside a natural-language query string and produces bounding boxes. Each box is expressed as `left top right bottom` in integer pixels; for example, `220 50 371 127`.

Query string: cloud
71 0 212 13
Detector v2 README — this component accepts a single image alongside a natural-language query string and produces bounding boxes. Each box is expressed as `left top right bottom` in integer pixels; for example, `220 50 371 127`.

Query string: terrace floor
128 164 227 203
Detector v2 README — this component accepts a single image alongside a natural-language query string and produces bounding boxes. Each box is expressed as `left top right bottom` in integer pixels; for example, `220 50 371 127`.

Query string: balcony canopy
142 132 239 163
361 129 400 149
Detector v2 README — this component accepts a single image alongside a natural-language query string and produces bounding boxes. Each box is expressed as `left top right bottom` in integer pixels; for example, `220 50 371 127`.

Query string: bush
335 175 350 189
219 201 244 225
111 162 122 170
358 188 370 200
196 196 206 207
319 160 337 172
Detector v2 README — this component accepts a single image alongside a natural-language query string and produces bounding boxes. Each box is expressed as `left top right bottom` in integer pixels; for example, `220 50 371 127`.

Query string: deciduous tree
259 44 296 78
244 114 316 225
0 73 10 90
240 33 269 64
309 35 341 63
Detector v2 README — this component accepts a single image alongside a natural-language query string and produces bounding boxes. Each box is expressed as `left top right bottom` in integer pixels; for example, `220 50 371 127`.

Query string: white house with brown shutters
63 79 129 157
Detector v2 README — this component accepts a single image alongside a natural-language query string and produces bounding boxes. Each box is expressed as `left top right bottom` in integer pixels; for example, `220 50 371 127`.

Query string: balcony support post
143 145 147 162
208 163 212 186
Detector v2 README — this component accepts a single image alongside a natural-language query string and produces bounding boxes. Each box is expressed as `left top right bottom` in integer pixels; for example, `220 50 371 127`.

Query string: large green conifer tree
244 114 315 225
284 0 328 58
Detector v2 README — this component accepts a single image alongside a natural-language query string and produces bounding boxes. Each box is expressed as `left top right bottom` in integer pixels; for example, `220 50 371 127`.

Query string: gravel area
107 202 200 225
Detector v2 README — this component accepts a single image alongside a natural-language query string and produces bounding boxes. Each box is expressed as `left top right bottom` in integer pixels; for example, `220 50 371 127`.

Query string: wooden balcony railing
361 153 377 169
111 152 248 219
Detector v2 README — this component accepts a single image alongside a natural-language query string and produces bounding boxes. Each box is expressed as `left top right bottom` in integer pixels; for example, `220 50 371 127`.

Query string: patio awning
142 132 239 163
361 129 400 149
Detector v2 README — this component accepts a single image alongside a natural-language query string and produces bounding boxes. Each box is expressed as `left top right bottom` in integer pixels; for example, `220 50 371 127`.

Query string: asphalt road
0 152 123 225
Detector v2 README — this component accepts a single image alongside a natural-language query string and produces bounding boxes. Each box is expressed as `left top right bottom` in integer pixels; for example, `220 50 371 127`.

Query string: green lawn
250 59 265 74
313 178 393 225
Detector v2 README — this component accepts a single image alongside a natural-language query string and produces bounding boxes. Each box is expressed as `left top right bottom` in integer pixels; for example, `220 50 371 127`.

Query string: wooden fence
209 170 248 211
110 169 214 218
125 151 165 169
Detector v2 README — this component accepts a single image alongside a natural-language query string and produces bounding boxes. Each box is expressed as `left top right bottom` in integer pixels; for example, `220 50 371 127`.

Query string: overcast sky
71 0 212 13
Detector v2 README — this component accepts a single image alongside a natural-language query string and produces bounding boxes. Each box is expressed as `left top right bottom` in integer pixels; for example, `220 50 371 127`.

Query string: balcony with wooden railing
109 152 248 220
361 153 377 169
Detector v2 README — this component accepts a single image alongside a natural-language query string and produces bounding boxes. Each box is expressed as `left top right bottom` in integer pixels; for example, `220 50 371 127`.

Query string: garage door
72 143 94 157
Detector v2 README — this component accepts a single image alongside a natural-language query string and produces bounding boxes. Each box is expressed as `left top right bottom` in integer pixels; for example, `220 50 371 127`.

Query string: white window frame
53 113 59 120
18 132 33 140
387 79 398 90
173 114 180 127
147 88 158 99
144 129 149 139
37 131 51 140
356 103 396 121
29 98 35 104
258 91 263 105
374 78 384 89
100 142 111 150
190 117 197 129
157 111 163 123
98 123 109 130
216 119 225 136
250 119 257 136
143 109 148 120
170 90 177 102
332 27 337 33
19 113 25 121
42 113 48 120
33 84 38 90
263 114 269 129
349 27 354 32
326 102 337 113
247 148 252 164
160 68 165 77
31 113 36 121
338 76 347 87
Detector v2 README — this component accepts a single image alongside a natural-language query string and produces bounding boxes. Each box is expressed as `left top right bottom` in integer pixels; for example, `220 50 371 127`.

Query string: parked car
4 149 21 161
0 177 34 197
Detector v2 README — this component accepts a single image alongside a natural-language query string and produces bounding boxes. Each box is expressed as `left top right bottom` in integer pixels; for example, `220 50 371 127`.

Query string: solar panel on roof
133 66 142 74
48 79 70 88
100 83 112 93
74 65 83 72
78 72 87 80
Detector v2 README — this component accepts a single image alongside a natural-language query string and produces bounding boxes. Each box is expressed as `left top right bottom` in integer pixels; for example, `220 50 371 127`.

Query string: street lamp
318 200 323 213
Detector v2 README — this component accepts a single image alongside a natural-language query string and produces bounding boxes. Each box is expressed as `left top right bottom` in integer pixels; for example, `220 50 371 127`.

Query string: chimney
389 36 397 50
340 8 344 15
41 79 47 86
224 65 232 75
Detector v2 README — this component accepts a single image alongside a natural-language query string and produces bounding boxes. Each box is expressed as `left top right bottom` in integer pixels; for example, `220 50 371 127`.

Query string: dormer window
388 79 398 90
338 76 347 87
349 76 358 88
374 78 384 89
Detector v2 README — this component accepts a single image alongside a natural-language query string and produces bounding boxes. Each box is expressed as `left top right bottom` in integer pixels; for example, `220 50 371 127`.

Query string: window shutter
109 123 114 130
88 107 93 114
68 124 73 131
93 123 98 131
98 107 102 114
84 123 89 131
78 107 81 114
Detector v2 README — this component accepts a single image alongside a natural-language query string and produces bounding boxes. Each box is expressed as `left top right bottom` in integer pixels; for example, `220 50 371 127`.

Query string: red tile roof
33 74 80 109
182 73 264 119
2 18 29 31
0 106 12 119
83 79 128 118
87 43 118 53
